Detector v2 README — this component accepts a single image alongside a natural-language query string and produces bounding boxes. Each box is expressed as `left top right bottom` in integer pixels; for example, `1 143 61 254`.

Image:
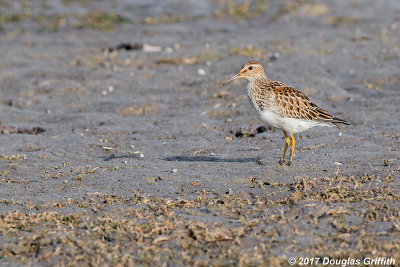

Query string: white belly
258 110 327 134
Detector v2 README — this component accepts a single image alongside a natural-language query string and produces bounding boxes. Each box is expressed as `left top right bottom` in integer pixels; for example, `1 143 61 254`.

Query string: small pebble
198 69 206 75
172 168 178 173
142 44 162 52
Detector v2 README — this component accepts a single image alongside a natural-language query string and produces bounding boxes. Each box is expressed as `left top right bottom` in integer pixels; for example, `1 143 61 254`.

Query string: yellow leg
279 131 290 165
288 133 295 165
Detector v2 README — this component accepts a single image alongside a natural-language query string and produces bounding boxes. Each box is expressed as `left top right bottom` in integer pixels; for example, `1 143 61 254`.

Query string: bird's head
223 61 266 85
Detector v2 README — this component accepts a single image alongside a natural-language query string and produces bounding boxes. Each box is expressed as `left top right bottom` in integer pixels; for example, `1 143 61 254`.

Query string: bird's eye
249 66 253 70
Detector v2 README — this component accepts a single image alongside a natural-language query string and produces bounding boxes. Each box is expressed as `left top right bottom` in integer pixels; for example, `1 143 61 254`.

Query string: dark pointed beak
223 72 241 86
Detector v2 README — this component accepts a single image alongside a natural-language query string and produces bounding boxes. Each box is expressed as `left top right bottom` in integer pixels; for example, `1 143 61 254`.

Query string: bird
223 60 348 166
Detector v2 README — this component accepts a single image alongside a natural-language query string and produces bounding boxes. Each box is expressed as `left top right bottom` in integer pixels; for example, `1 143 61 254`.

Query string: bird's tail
331 117 349 130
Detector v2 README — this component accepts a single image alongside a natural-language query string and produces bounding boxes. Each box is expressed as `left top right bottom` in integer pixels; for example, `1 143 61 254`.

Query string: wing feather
253 80 349 128
271 84 346 125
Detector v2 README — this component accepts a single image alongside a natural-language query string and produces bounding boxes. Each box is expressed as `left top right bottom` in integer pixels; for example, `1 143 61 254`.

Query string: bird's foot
278 159 285 165
287 161 293 166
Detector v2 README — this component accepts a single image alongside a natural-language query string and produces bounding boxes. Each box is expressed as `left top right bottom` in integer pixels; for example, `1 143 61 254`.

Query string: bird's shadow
103 154 265 165
163 155 264 164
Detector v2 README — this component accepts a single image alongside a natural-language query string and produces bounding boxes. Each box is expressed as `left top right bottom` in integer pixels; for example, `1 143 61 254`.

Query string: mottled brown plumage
258 82 347 129
223 61 348 165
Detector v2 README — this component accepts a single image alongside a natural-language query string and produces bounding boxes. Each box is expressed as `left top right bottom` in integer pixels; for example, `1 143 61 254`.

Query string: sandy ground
0 0 400 266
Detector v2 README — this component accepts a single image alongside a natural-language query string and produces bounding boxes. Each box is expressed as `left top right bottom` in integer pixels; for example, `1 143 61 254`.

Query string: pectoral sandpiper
223 61 348 165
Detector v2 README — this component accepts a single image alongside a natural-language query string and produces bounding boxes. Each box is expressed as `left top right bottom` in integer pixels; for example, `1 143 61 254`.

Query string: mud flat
0 0 399 265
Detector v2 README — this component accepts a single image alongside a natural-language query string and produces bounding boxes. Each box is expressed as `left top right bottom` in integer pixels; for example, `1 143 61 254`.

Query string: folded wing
272 85 349 129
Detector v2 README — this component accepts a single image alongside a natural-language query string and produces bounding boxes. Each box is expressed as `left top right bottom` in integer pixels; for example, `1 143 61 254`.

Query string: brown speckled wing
272 85 334 122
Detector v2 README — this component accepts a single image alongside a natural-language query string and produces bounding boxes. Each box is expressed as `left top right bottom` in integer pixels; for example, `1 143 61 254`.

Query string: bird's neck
248 76 269 88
